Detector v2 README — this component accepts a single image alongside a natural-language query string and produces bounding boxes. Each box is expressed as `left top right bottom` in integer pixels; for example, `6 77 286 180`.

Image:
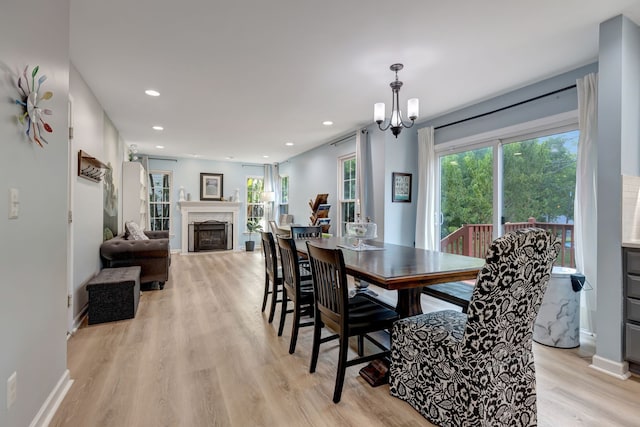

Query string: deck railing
440 218 575 267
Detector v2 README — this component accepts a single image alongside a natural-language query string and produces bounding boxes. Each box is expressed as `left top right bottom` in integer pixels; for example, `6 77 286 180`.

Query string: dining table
295 236 485 318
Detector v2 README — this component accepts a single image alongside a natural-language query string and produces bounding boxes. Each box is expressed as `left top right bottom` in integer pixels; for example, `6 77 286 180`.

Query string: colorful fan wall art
14 65 53 147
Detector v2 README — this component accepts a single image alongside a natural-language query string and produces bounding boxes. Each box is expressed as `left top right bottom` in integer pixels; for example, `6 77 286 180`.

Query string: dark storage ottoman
86 266 141 325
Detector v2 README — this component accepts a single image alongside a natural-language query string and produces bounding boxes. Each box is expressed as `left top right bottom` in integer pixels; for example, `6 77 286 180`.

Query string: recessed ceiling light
322 121 333 126
190 154 201 158
285 142 294 146
145 89 160 97
156 145 164 149
263 155 270 158
225 156 234 160
152 125 164 131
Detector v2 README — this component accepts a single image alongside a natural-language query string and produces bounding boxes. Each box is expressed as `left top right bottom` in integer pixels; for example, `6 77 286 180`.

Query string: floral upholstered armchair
390 228 561 427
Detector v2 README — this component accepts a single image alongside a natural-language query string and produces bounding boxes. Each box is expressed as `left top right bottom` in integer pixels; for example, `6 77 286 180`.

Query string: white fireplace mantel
179 201 241 253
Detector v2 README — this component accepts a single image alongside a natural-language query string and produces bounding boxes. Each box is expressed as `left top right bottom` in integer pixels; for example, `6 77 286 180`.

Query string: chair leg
278 290 288 336
261 274 269 312
333 333 349 403
309 315 322 373
357 335 364 356
289 301 300 354
268 280 279 323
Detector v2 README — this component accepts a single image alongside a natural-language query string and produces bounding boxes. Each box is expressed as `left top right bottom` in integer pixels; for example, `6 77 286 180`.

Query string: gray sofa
100 230 170 289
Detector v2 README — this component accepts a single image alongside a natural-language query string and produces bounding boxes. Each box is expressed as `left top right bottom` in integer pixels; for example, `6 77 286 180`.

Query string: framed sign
392 172 412 203
200 173 223 201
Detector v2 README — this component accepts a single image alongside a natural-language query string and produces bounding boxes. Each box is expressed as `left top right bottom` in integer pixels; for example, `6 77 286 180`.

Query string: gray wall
278 127 419 248
69 64 124 327
596 15 640 364
279 137 355 237
379 126 419 246
0 1 70 426
418 63 597 144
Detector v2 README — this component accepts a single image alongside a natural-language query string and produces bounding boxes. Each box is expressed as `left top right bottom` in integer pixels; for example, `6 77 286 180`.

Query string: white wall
0 1 70 426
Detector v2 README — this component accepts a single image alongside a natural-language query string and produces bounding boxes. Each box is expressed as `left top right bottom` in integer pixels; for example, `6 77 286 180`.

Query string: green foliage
246 220 263 241
440 133 577 238
246 177 264 203
441 147 493 236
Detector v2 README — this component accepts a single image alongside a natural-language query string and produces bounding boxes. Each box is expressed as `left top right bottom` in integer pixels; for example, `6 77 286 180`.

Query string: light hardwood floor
51 250 640 427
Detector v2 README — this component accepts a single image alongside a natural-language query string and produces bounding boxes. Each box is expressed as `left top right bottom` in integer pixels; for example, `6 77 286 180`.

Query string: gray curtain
263 164 275 221
355 130 373 221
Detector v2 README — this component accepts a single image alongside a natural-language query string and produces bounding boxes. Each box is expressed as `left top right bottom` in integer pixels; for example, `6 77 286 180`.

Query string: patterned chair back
463 228 561 355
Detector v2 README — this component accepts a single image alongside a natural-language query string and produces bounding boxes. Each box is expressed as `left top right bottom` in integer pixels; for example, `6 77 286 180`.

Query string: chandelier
374 63 419 138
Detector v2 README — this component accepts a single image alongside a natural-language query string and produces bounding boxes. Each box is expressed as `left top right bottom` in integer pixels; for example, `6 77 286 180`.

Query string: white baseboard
69 303 88 336
29 369 73 427
590 355 632 380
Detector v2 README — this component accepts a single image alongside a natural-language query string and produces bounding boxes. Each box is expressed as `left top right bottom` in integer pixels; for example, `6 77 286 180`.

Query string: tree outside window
246 176 265 230
339 155 356 235
280 176 289 216
149 171 172 231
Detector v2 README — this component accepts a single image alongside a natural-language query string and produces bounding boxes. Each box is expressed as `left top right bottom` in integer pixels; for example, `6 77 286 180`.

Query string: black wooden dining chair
276 235 315 354
305 241 399 403
289 225 322 239
269 220 289 237
260 231 283 323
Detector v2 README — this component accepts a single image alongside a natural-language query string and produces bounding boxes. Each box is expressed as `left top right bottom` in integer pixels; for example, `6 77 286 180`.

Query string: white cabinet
122 161 148 228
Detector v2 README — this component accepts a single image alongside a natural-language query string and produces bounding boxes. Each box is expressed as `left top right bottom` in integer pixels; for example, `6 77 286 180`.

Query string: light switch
9 188 19 219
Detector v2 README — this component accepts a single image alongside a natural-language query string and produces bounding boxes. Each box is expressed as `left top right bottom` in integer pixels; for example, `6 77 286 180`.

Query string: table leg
395 287 423 318
358 287 423 387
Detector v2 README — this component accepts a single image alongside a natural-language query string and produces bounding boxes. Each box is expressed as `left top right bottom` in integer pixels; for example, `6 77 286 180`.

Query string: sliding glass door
437 127 578 266
439 146 493 256
501 130 578 266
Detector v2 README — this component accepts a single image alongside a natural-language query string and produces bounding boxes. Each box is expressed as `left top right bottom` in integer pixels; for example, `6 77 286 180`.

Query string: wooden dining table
295 236 485 318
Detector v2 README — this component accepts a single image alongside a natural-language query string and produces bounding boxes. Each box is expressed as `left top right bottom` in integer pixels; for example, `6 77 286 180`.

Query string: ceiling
70 0 640 164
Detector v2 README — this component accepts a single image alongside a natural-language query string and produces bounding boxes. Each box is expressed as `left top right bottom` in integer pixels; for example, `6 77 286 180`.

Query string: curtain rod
434 84 577 131
146 156 178 162
329 131 357 146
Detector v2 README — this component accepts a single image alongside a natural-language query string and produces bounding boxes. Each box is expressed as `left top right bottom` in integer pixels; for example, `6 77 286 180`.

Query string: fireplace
179 201 241 254
189 220 232 252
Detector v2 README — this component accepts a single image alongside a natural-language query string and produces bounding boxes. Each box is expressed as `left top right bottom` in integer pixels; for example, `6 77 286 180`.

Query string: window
338 155 356 235
437 126 578 267
279 175 289 216
148 170 172 231
246 176 265 230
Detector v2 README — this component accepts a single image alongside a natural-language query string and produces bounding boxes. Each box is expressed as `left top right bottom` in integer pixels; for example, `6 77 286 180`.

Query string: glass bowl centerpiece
345 222 377 249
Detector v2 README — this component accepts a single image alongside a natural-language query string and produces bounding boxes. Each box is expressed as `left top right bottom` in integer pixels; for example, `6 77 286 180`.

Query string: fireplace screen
188 220 232 251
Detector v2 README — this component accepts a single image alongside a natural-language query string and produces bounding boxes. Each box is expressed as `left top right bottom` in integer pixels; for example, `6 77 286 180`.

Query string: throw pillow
125 221 149 240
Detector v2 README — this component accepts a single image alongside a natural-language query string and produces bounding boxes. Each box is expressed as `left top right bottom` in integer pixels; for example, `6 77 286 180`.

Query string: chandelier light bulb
407 98 419 120
374 103 385 123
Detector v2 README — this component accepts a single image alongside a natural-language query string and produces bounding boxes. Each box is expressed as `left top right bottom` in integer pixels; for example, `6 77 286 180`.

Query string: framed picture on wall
392 172 412 203
200 173 224 200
